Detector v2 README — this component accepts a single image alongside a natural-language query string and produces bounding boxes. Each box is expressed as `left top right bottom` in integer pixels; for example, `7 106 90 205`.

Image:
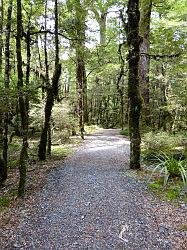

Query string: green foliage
29 102 79 141
84 125 100 134
166 188 180 200
0 197 10 211
142 131 186 160
8 159 19 168
120 127 129 137
152 153 187 185
149 181 162 190
148 178 186 202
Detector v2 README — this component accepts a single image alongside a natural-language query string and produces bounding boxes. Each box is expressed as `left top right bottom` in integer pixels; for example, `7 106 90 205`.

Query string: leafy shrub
152 153 187 185
120 127 129 137
29 102 79 143
142 131 186 161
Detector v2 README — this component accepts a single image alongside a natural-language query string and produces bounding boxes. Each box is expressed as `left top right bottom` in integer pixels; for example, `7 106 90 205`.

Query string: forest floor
0 128 187 249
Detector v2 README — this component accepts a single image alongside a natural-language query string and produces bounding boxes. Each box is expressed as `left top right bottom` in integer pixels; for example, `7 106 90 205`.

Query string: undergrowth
140 130 187 204
120 127 129 137
142 130 187 162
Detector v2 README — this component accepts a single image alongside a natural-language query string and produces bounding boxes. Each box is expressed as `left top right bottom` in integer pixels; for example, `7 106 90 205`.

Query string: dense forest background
0 0 186 197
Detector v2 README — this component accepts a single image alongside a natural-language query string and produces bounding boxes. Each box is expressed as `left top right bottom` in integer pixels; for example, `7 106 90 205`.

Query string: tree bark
16 0 29 196
139 0 152 126
38 64 61 160
25 22 31 114
38 0 61 160
0 0 5 183
92 4 107 45
117 43 125 130
126 0 142 169
99 12 107 45
75 1 87 137
0 0 3 73
44 0 52 155
2 0 13 180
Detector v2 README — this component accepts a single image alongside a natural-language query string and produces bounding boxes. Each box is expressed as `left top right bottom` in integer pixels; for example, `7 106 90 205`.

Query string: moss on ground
120 127 129 137
147 176 187 203
0 197 10 212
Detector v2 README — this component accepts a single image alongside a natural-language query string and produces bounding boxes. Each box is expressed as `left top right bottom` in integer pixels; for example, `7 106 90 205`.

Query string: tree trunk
38 64 61 160
92 6 107 46
2 0 13 179
25 23 31 114
0 0 3 73
139 0 152 126
126 0 142 169
75 1 87 138
76 58 84 139
16 0 28 197
47 123 51 156
117 43 125 130
83 66 88 124
44 0 51 155
99 12 107 45
38 0 61 161
0 113 6 184
0 0 5 183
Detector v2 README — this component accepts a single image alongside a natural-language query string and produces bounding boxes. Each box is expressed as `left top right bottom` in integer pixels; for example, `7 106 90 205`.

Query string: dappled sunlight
85 139 130 152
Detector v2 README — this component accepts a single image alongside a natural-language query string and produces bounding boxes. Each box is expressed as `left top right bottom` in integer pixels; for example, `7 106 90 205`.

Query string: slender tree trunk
76 57 84 139
0 114 5 184
158 64 170 131
93 8 107 46
139 0 152 126
16 0 29 196
54 0 59 67
75 1 87 138
38 64 61 160
38 0 61 160
44 0 52 155
2 0 13 180
0 0 5 183
47 123 51 155
83 65 88 124
117 43 125 130
126 0 142 169
99 12 107 45
0 0 3 73
25 23 31 114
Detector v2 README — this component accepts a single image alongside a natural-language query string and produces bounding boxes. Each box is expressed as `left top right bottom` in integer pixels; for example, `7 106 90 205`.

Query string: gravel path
0 129 187 249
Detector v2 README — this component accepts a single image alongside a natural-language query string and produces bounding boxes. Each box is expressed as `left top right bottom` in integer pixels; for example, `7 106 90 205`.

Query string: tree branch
30 29 77 41
141 52 181 60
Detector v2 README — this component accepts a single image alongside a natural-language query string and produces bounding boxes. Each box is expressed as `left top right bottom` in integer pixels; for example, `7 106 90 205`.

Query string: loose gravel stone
0 129 186 249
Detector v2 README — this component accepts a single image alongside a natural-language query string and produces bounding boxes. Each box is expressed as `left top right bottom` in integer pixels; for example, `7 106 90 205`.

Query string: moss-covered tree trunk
0 113 6 184
117 43 125 130
76 57 84 139
16 0 28 196
44 0 51 156
0 0 5 183
75 0 87 138
2 0 13 180
0 0 3 74
38 0 61 160
126 0 142 169
139 0 152 126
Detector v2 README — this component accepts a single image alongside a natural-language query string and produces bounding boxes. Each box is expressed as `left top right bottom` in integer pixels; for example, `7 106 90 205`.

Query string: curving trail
0 129 186 249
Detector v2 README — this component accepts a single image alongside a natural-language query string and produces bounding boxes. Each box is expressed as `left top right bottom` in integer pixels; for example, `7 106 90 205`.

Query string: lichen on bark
126 0 142 169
